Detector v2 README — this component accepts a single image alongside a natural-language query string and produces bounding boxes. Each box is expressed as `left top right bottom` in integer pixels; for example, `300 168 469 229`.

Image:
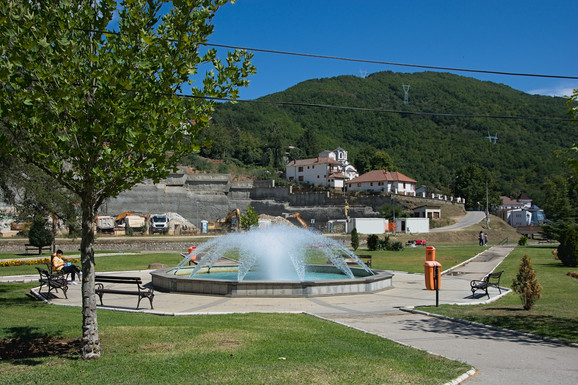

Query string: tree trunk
80 200 100 359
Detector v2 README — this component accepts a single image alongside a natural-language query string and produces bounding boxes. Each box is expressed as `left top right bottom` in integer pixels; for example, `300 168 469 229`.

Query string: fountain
151 225 393 297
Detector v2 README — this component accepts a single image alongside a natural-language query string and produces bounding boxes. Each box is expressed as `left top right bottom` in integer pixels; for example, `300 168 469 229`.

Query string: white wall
347 218 387 234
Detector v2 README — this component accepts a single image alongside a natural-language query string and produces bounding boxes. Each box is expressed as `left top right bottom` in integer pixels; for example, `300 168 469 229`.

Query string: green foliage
350 228 359 250
379 203 402 219
557 223 578 267
240 205 259 230
453 163 501 210
210 71 574 205
366 234 379 251
518 236 528 246
28 219 54 252
541 175 572 221
0 0 255 359
354 146 396 174
511 254 542 310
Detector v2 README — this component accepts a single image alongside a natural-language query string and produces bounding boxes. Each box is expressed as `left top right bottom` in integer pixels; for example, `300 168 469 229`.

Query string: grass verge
0 245 486 276
416 245 578 343
0 283 470 384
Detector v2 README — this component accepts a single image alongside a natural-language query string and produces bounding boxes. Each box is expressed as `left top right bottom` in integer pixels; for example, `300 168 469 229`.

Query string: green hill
203 71 576 206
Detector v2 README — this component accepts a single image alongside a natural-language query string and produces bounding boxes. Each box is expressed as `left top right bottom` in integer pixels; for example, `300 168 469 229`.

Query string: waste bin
426 246 436 261
188 246 197 263
424 261 441 290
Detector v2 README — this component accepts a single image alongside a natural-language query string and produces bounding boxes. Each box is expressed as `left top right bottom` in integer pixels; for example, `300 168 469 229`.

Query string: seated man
52 249 81 283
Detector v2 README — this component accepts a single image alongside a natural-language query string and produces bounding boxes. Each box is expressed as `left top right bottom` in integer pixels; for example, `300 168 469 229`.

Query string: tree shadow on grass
406 310 578 344
0 326 80 362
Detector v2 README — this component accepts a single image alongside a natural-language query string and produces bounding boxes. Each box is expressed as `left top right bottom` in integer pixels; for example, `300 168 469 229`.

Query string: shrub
389 241 404 251
518 236 528 246
240 205 259 231
367 234 379 251
511 254 542 310
557 224 578 267
28 220 54 254
350 228 359 251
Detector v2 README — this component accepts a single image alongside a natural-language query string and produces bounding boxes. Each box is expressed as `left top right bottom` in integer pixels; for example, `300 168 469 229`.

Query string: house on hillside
346 170 417 195
496 193 546 228
285 148 359 190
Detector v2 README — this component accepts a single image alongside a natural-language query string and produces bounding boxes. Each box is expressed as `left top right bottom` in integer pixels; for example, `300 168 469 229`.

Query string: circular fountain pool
150 225 393 297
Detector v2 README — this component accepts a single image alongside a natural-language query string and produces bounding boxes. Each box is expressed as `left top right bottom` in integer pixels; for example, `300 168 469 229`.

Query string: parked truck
149 214 170 234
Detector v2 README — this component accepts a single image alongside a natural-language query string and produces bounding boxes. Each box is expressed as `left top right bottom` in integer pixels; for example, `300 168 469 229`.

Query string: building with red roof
346 170 417 195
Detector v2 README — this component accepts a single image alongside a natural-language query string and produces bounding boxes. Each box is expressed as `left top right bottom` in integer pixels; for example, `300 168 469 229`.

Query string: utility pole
485 181 490 229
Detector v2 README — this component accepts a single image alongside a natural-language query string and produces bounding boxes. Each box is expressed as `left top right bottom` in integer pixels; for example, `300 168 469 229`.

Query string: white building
346 170 417 195
285 148 358 190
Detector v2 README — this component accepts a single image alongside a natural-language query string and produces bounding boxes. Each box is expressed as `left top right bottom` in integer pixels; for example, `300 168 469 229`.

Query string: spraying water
173 225 373 281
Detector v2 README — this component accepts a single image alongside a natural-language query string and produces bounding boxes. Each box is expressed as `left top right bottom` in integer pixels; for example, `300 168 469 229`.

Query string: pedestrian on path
484 232 488 246
478 230 484 246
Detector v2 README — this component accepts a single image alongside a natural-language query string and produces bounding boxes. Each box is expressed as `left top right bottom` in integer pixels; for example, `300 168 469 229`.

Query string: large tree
0 0 254 359
453 163 500 211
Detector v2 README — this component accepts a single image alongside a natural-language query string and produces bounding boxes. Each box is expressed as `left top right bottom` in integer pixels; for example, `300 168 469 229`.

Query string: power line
73 28 578 81
204 43 578 81
175 93 574 122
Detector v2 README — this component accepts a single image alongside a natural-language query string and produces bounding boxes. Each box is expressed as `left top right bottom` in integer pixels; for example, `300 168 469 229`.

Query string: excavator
288 213 307 228
215 208 241 232
114 211 149 232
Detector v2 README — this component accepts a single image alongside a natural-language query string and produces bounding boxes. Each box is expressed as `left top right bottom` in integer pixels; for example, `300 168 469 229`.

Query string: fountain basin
151 265 393 297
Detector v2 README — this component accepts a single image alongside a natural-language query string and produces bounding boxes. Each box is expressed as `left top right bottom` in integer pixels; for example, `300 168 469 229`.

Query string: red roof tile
348 170 416 184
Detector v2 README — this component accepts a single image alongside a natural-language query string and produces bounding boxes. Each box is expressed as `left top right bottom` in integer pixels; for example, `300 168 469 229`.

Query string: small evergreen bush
350 228 359 251
518 236 528 246
512 254 542 310
28 219 54 254
367 234 379 251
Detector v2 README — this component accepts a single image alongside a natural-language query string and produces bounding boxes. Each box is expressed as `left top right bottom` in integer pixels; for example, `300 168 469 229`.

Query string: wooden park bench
341 254 372 268
35 267 69 299
25 244 52 254
357 255 372 268
95 275 154 309
470 270 504 298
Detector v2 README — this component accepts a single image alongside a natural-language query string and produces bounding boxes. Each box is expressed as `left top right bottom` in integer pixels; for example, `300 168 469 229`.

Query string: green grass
0 246 485 276
417 245 578 343
360 245 485 273
0 252 182 276
0 283 469 384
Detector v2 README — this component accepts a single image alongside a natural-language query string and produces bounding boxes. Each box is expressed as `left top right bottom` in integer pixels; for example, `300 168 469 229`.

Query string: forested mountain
201 71 576 206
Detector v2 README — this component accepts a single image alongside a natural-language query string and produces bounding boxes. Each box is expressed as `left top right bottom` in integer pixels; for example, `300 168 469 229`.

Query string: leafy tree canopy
0 0 254 359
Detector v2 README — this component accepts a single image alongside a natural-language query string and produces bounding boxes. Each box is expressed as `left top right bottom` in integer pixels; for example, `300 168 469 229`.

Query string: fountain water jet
151 225 393 297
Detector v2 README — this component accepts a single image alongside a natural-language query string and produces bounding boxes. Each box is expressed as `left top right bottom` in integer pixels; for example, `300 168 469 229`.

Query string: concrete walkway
6 244 578 384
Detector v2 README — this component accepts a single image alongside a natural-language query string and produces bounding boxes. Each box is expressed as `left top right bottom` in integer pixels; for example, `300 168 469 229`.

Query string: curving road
430 211 486 232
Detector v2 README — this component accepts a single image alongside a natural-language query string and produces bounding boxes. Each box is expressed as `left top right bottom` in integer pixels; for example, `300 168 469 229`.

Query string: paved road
431 211 486 232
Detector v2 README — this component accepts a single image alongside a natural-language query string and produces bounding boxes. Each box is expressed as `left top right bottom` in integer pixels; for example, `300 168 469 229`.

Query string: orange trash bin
426 246 436 261
424 260 441 290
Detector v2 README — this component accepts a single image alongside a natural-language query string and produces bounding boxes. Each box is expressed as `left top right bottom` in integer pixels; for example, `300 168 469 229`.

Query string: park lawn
417 245 578 343
360 245 485 273
0 245 485 277
0 252 183 276
0 283 470 385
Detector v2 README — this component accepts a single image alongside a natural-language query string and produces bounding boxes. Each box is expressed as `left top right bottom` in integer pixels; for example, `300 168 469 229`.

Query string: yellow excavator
216 208 241 232
288 213 307 228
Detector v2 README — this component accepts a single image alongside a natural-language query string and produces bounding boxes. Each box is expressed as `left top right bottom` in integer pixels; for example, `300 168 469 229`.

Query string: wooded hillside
201 71 575 206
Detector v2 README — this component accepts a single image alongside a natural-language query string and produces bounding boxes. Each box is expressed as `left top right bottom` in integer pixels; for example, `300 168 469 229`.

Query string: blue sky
207 0 578 100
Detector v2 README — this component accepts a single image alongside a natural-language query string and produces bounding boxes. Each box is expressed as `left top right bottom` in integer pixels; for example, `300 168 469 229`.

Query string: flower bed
0 258 79 268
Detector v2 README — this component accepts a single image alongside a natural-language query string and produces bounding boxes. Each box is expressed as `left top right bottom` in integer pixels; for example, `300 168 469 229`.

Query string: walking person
478 231 484 246
484 233 488 246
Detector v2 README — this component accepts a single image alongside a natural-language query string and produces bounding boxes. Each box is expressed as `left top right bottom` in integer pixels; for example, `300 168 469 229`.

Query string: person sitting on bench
52 249 81 283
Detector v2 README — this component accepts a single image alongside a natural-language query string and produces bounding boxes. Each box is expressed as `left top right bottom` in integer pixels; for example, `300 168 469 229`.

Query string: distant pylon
402 83 410 104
